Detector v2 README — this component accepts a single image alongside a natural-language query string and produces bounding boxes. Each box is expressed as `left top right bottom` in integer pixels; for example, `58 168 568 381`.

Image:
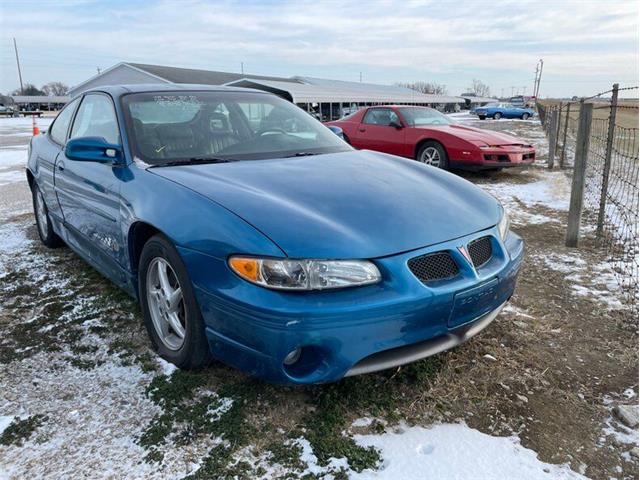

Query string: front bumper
179 227 524 385
452 146 535 170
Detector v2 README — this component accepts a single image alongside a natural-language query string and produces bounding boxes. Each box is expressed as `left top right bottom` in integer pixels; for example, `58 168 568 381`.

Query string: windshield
398 107 453 126
122 91 351 164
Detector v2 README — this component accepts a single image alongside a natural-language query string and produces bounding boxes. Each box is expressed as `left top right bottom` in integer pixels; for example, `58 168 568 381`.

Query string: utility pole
359 72 362 83
511 86 515 97
533 59 544 98
501 88 504 99
97 66 102 74
13 38 24 95
241 62 244 75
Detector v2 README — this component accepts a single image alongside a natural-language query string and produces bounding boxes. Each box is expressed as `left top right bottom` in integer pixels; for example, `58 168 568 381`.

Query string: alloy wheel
146 257 187 350
420 147 441 167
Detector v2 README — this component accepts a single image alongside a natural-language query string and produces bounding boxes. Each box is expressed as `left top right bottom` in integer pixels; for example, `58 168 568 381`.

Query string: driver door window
356 108 406 155
70 94 120 145
362 108 399 127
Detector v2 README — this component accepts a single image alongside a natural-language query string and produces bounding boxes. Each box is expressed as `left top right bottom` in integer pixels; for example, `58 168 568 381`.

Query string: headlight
228 257 381 290
498 209 510 241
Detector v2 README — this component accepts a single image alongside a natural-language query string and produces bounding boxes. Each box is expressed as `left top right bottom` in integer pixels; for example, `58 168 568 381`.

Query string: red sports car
326 106 535 171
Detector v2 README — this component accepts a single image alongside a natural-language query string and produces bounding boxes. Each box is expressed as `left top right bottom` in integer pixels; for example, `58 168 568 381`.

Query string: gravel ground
0 114 637 480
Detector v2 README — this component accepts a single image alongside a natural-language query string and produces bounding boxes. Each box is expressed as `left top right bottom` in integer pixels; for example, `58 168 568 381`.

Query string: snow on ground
0 116 53 134
536 252 626 310
349 423 589 480
479 170 570 226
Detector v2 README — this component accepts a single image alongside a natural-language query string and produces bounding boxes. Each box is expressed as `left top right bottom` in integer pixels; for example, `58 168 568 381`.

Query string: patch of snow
0 416 16 436
481 171 571 214
352 417 375 428
156 357 178 377
600 396 640 447
295 437 350 476
350 423 589 480
534 252 627 310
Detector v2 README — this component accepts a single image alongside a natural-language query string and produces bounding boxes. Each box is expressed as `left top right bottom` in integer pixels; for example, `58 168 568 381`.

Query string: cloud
0 0 637 96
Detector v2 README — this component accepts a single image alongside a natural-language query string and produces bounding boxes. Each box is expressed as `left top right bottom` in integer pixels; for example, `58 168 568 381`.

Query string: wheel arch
127 221 164 278
26 168 35 189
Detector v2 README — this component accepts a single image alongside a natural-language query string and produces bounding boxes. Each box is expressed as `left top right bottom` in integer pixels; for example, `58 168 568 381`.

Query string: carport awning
225 79 465 104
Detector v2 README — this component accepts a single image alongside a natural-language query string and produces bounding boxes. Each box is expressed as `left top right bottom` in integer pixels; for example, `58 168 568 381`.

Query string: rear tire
478 115 486 120
139 234 212 370
493 112 502 120
32 183 63 248
416 141 448 169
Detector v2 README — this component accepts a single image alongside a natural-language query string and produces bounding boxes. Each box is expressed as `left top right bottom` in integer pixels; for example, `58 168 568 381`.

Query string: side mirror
326 125 344 140
65 137 123 164
389 120 403 129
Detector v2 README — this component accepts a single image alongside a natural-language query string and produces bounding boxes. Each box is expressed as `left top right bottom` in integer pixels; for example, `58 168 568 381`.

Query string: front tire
522 113 530 120
139 234 211 370
417 141 448 169
478 115 486 120
493 112 502 120
32 183 63 248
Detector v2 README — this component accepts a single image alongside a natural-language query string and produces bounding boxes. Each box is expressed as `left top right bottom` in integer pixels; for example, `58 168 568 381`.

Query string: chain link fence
538 85 639 309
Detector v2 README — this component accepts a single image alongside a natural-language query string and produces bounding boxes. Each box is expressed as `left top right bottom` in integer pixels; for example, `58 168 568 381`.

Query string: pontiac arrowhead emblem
457 246 473 266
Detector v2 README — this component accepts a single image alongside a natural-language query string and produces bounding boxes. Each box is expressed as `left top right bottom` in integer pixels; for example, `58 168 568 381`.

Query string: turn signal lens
229 257 259 282
228 256 381 291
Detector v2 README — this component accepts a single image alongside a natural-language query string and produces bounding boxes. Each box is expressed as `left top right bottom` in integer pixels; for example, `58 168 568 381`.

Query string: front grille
468 236 493 268
484 154 510 162
408 252 459 283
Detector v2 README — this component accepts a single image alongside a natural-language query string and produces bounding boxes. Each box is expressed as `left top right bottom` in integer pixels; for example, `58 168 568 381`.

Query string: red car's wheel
417 141 448 169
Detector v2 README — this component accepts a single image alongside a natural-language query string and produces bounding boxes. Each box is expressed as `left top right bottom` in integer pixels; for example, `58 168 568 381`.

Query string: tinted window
122 91 351 164
49 98 80 144
362 108 399 126
70 94 120 145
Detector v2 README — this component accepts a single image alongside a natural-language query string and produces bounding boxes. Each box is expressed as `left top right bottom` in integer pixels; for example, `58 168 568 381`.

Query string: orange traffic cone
32 116 40 136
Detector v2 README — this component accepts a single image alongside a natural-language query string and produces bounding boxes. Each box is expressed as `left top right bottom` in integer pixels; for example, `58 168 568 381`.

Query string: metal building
68 62 465 120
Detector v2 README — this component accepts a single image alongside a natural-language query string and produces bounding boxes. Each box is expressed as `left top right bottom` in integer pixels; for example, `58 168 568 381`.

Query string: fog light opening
283 348 302 366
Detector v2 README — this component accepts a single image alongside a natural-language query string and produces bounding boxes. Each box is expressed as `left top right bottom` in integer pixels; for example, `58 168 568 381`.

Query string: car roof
76 83 272 100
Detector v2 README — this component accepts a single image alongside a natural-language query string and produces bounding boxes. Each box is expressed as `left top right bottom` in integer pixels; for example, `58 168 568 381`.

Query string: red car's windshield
399 107 453 126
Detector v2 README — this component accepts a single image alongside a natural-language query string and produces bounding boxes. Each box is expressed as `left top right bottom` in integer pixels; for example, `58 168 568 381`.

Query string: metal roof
226 79 465 104
11 95 70 103
128 63 300 86
460 95 500 103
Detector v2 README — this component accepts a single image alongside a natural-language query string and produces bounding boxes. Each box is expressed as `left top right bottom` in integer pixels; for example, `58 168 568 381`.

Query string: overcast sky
0 0 637 97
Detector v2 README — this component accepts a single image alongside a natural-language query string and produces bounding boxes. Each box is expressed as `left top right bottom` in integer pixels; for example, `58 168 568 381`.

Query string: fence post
548 108 559 169
559 103 571 168
596 83 619 240
566 101 593 247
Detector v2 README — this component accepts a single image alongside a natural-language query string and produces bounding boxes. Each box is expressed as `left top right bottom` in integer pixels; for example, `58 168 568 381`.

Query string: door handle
358 128 366 132
57 161 65 172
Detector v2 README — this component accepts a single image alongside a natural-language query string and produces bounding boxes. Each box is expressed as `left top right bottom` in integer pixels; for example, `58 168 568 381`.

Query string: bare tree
10 83 44 96
397 81 448 95
42 82 69 96
470 79 491 98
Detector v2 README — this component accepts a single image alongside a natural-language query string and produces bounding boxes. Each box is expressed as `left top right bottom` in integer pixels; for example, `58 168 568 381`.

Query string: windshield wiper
152 157 234 167
283 152 320 158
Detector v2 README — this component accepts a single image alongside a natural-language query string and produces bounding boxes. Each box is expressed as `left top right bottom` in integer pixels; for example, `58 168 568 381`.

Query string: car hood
150 150 501 258
417 124 529 146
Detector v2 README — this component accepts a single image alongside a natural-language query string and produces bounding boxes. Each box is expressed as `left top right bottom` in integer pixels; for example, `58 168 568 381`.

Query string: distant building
69 62 466 121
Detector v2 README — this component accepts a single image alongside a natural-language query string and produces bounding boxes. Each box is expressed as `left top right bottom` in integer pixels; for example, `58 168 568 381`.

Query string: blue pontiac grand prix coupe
27 84 524 384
